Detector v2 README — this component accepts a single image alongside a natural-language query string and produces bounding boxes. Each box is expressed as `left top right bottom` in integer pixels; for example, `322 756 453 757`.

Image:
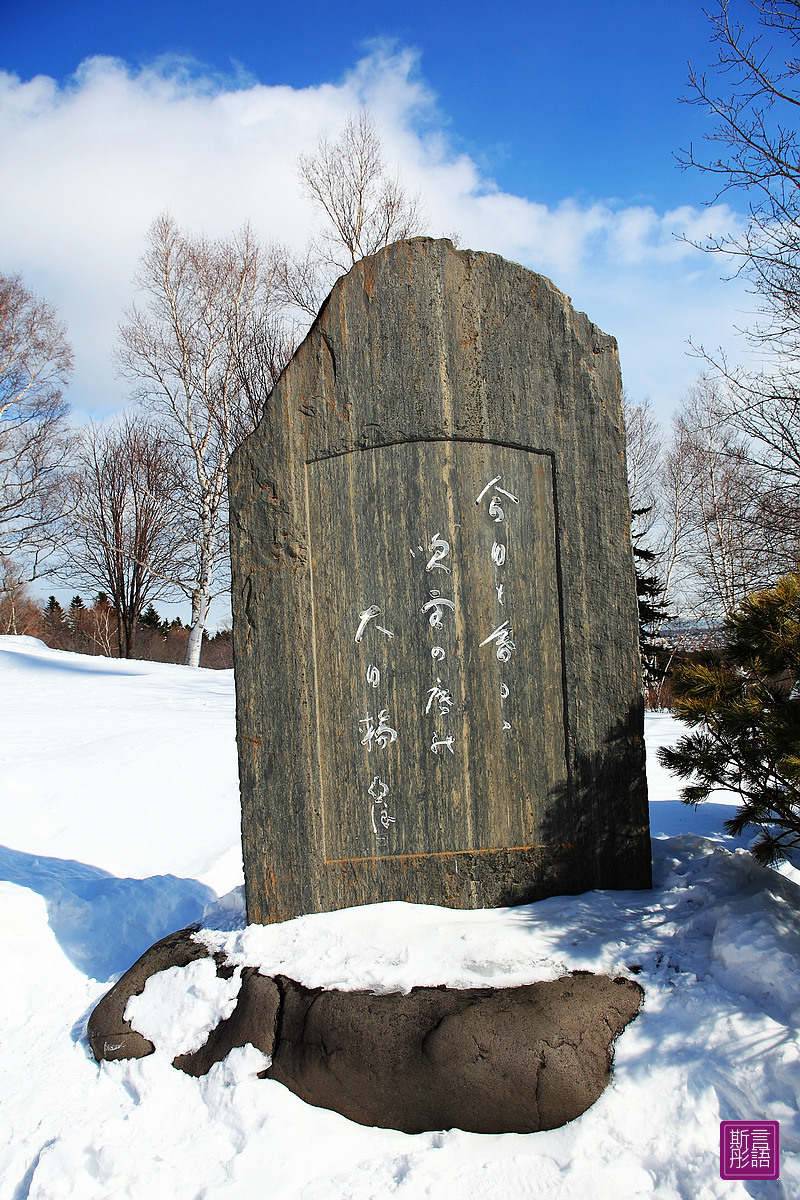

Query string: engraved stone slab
307 440 565 862
229 238 651 924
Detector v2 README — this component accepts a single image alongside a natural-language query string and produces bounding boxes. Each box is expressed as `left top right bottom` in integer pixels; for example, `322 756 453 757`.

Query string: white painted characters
421 593 456 629
368 776 389 801
480 619 516 663
368 776 395 841
425 684 453 716
476 475 519 511
370 801 395 837
359 710 398 751
488 495 505 522
366 664 381 688
354 605 394 643
425 533 451 573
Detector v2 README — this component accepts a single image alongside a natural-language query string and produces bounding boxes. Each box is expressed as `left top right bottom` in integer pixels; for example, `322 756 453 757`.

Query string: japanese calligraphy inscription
230 237 651 924
306 441 566 862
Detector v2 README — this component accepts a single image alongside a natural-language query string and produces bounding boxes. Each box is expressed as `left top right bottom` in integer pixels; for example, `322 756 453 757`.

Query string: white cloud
0 48 751 426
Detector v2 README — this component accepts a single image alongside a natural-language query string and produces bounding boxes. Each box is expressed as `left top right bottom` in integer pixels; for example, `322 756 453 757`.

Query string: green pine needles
658 573 800 867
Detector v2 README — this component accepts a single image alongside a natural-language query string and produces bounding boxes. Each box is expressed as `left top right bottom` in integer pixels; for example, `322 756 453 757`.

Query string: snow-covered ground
0 634 798 1199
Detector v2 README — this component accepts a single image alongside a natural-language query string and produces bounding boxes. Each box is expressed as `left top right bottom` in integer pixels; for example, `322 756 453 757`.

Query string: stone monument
229 237 650 925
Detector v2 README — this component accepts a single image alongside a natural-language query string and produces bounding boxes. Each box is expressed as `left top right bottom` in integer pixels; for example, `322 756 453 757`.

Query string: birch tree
282 111 426 317
117 215 290 665
0 272 74 564
666 376 774 621
679 2 800 574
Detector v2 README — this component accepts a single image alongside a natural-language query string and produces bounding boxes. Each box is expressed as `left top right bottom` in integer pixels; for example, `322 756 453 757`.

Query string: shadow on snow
0 844 215 982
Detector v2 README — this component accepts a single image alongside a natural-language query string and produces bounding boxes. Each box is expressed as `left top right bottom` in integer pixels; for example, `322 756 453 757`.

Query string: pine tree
139 603 162 631
68 594 89 652
631 506 671 692
42 596 67 648
658 573 800 866
68 595 85 628
43 596 64 627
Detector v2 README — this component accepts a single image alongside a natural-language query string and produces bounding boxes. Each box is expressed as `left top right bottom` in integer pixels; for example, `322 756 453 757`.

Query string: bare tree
0 556 42 636
621 391 690 615
0 273 74 565
622 392 663 535
659 411 705 614
283 111 426 317
117 214 292 666
623 394 662 504
87 592 116 658
665 376 776 620
679 2 800 347
678 4 800 563
622 376 790 640
622 393 678 701
300 110 425 269
62 416 186 658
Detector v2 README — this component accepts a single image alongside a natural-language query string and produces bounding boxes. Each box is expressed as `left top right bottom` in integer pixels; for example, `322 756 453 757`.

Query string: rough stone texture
229 237 651 924
89 944 643 1134
86 929 280 1076
86 925 210 1063
266 973 643 1134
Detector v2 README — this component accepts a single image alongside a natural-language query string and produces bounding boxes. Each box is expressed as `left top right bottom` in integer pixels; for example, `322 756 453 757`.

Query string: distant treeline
0 584 233 669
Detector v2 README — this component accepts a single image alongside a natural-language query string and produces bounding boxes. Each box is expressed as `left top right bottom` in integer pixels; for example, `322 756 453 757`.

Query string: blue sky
2 0 719 207
0 0 756 430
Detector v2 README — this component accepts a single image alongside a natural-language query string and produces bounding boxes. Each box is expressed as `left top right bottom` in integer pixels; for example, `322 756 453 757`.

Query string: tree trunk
186 589 209 667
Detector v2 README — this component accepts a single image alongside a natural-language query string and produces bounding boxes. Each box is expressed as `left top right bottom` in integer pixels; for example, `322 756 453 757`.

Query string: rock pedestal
229 237 650 924
88 927 644 1135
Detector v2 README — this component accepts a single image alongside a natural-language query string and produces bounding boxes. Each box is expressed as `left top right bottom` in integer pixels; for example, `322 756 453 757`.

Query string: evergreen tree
42 596 67 647
43 596 64 627
139 603 162 630
658 573 800 866
68 595 86 627
631 506 671 690
68 594 89 652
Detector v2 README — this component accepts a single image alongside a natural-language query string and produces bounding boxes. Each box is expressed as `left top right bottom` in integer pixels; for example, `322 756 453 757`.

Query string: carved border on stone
303 436 571 867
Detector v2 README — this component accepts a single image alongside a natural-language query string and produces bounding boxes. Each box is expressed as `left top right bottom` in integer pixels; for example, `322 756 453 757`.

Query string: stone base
88 926 643 1135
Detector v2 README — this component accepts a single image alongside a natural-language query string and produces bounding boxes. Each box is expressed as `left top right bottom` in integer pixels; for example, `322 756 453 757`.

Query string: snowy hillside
0 635 798 1199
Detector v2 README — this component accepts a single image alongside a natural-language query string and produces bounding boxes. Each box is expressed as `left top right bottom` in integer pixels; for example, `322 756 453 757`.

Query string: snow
125 958 245 1060
0 634 797 1199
